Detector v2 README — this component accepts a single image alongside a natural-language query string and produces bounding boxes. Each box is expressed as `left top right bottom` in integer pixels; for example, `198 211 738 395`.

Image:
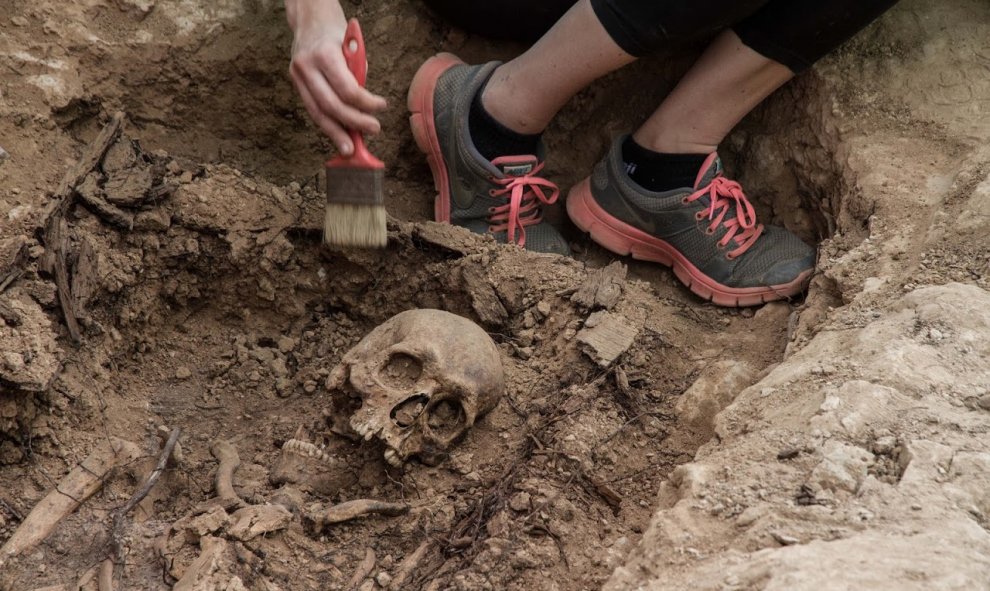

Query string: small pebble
175 366 192 380
509 492 531 512
374 572 392 587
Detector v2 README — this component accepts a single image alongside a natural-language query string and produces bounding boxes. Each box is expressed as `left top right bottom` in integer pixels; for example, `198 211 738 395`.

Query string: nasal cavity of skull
391 394 430 428
380 352 423 390
426 399 466 439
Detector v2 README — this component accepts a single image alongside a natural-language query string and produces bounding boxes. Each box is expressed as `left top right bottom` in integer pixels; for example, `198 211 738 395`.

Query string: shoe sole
567 178 813 307
408 53 463 224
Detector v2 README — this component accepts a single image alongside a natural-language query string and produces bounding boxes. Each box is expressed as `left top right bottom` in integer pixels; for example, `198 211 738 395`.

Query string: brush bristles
324 203 387 248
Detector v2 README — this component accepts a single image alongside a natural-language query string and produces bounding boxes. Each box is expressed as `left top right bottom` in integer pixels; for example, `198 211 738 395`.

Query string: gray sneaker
567 135 815 306
408 53 570 256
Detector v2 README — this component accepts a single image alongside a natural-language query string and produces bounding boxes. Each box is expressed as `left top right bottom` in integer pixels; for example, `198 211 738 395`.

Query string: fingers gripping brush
324 19 386 248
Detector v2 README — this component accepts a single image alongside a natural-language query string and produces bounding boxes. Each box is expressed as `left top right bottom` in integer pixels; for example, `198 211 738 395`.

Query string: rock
809 441 873 494
374 572 393 587
509 492 531 512
0 295 60 391
675 360 757 435
277 336 297 353
175 366 192 380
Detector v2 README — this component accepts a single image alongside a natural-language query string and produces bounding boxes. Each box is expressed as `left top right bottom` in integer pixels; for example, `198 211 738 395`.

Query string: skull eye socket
425 399 467 441
390 394 430 428
380 352 423 390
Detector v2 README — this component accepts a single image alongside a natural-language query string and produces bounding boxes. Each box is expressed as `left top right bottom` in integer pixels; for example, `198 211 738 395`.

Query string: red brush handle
327 18 384 170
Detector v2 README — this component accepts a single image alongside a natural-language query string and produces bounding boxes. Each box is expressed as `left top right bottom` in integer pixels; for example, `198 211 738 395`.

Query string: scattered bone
345 548 376 590
74 564 99 590
172 535 228 591
97 558 114 591
333 309 505 467
313 499 410 527
571 261 627 310
576 311 639 367
389 540 432 590
270 437 357 496
210 440 242 505
0 437 141 569
226 504 292 541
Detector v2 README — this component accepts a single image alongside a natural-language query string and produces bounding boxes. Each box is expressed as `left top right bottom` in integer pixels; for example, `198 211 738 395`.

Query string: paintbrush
324 18 386 248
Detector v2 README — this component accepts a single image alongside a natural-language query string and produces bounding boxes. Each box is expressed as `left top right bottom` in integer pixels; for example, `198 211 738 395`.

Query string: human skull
327 309 505 467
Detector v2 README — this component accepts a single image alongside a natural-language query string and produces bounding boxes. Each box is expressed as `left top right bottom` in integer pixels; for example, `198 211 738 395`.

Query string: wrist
285 0 345 34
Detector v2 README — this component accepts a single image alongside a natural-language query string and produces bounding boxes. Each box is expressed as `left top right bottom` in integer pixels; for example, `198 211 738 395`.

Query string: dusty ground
1 0 989 590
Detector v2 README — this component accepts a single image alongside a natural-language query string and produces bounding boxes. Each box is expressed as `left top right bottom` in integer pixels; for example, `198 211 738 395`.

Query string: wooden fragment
40 112 124 344
75 173 134 229
0 437 142 569
0 236 28 294
571 261 627 310
460 265 508 327
576 311 639 367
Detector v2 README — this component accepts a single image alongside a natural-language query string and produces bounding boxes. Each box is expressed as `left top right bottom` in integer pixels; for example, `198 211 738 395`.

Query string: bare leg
480 0 635 134
482 3 792 154
633 30 793 154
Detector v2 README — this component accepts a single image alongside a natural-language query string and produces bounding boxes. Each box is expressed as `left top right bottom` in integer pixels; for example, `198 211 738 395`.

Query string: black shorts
422 0 898 73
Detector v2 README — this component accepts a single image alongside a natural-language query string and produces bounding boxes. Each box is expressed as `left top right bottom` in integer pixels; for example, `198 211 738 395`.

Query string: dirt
1 0 989 590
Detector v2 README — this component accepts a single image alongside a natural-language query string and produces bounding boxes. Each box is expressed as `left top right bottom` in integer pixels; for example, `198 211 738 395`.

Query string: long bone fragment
210 440 243 505
313 499 410 527
0 437 142 569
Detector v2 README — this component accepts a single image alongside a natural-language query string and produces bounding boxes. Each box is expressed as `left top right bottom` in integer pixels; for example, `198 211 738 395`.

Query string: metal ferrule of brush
325 166 384 206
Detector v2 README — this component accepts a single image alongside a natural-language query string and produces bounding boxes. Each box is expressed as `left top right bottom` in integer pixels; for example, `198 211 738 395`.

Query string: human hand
286 0 387 156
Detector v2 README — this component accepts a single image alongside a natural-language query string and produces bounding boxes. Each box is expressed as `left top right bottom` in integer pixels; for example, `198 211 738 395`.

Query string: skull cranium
327 309 505 467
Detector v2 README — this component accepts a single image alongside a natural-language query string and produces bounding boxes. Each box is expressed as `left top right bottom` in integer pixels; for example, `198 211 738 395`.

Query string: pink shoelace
685 176 765 259
486 161 560 248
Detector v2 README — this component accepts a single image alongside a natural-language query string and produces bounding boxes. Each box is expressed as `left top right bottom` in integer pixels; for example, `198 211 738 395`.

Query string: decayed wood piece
314 499 409 527
571 261 627 310
0 236 28 294
0 437 142 569
345 547 376 590
576 311 639 367
40 112 124 344
75 173 134 229
210 440 243 505
460 264 508 327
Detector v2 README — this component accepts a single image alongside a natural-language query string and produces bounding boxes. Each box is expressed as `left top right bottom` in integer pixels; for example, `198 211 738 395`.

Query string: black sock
468 88 541 162
621 137 708 192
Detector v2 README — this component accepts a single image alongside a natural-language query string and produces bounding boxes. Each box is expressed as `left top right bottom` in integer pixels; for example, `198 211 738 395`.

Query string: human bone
327 309 505 467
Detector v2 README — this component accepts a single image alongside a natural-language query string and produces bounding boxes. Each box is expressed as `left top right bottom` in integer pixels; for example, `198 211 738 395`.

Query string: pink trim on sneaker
407 53 464 223
567 178 812 307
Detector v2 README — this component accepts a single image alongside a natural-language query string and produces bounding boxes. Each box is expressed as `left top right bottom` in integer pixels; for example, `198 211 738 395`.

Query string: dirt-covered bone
327 309 505 467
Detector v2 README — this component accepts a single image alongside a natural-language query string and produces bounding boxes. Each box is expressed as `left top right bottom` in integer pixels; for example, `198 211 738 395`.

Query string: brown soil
5 1 984 590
